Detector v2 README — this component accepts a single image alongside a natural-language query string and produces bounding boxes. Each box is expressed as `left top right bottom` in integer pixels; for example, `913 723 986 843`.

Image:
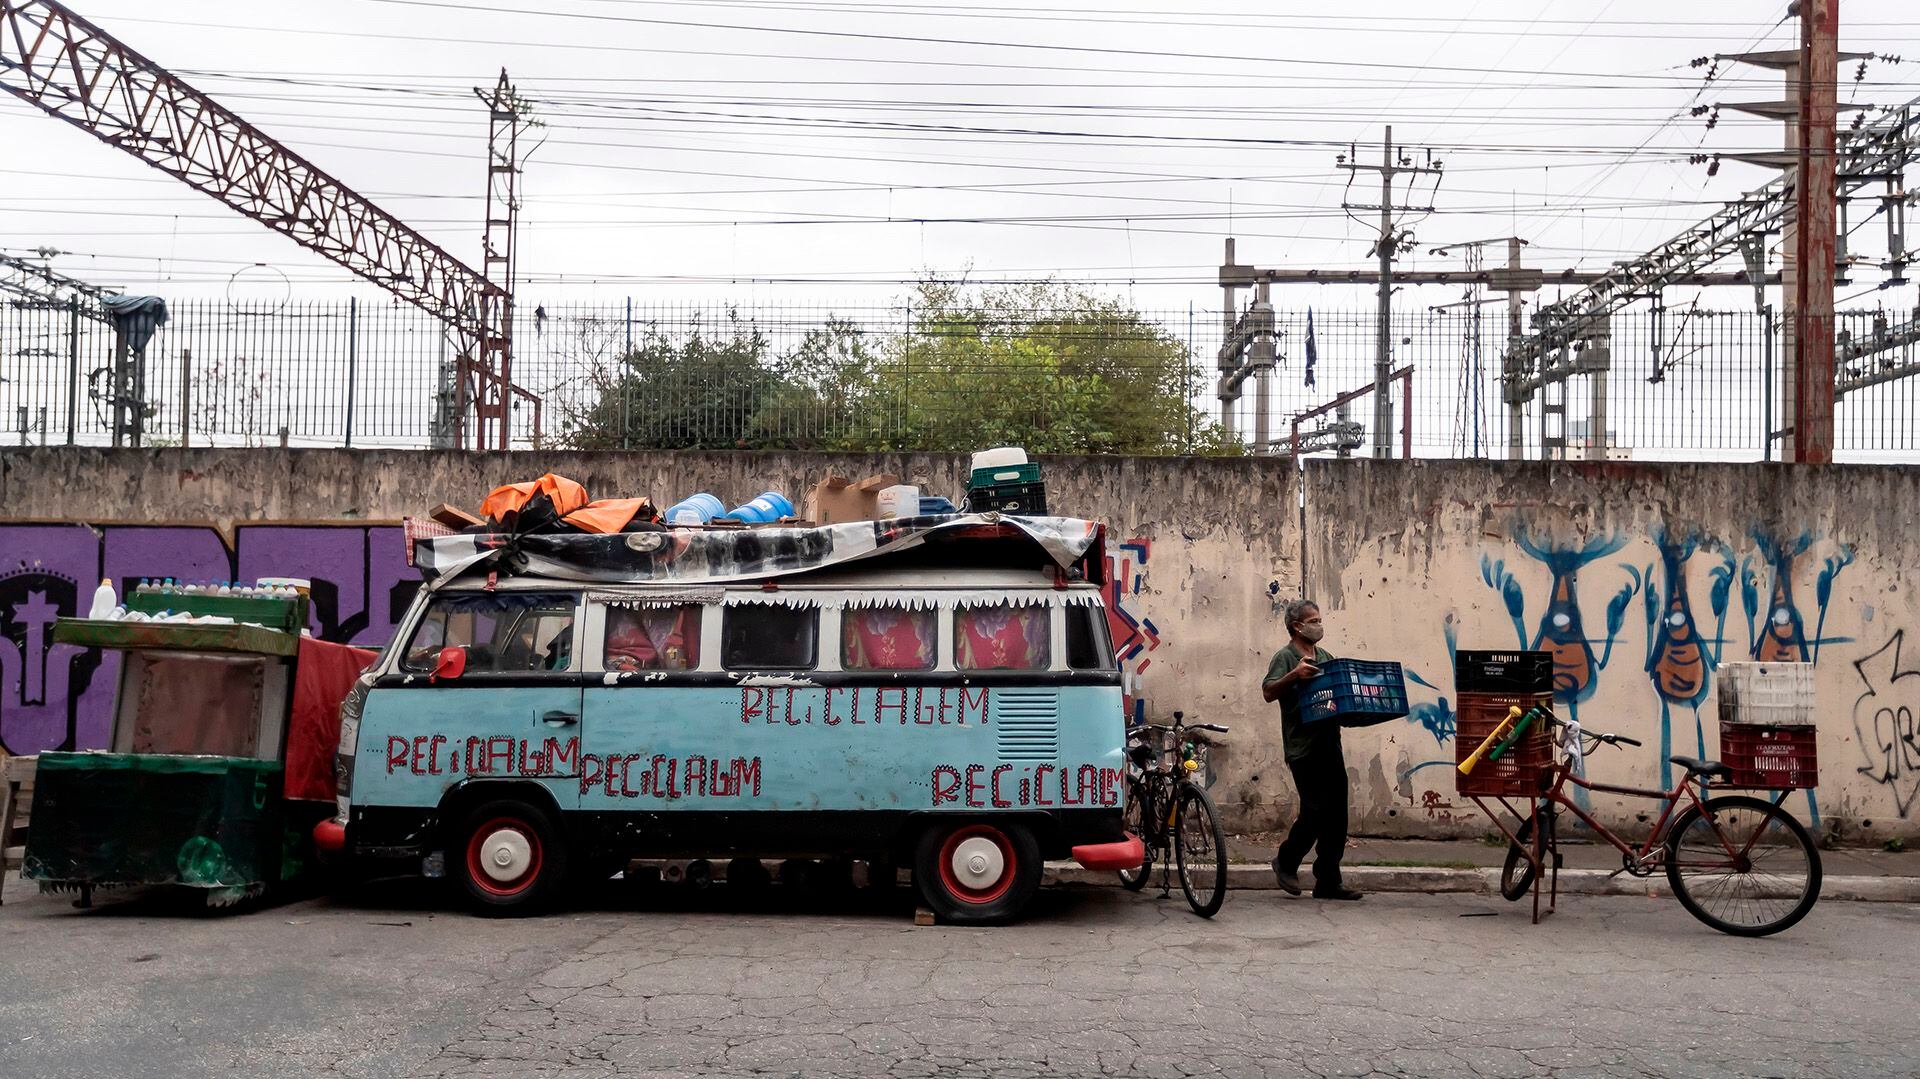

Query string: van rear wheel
913 820 1041 925
454 799 568 915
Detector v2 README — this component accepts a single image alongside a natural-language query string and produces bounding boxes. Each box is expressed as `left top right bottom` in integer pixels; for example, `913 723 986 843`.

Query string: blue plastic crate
1299 658 1409 727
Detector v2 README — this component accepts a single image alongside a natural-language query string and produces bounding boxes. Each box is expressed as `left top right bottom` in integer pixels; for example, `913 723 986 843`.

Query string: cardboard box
803 473 899 524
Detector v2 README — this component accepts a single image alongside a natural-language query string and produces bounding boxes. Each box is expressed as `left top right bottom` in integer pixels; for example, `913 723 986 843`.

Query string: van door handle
541 710 579 726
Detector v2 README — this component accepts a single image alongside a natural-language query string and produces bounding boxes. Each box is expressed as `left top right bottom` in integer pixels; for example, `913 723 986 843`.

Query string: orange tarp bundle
480 473 589 521
562 498 655 534
479 474 654 534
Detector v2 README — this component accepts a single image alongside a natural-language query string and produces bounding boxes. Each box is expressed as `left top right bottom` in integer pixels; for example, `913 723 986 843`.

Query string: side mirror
432 646 468 682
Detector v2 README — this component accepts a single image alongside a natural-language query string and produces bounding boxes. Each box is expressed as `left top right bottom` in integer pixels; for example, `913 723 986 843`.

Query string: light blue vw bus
315 515 1140 923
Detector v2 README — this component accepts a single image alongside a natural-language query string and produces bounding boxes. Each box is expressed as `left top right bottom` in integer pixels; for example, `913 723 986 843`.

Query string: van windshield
401 592 578 674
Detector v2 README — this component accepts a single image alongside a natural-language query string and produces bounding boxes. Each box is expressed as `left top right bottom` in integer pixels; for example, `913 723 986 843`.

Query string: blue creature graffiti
1480 525 1638 721
1633 527 1738 788
1742 529 1853 664
1479 526 1638 809
1403 615 1459 748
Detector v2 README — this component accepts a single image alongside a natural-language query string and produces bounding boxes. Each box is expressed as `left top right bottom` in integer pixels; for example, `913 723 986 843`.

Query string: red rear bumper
1071 834 1146 871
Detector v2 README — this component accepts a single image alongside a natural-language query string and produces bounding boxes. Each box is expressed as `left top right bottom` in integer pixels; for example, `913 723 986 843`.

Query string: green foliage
564 310 779 451
561 283 1230 455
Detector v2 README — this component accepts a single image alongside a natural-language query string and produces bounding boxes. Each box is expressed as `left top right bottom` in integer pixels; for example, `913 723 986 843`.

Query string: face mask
1297 623 1325 643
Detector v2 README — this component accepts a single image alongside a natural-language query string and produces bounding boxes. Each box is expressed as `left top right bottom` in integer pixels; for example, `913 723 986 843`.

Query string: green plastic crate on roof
968 462 1042 489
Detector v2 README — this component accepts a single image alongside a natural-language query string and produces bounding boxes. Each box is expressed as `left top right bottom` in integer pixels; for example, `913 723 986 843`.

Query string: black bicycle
1118 710 1230 917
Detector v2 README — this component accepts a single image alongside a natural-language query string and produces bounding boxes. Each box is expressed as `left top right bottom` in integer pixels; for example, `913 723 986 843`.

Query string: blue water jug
725 491 793 523
664 492 725 525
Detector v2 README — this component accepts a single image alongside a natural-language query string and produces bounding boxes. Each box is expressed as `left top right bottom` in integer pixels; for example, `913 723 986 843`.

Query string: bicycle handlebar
1541 715 1643 749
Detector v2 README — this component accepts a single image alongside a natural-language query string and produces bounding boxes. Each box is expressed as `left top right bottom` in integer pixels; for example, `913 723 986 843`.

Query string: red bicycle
1467 711 1822 937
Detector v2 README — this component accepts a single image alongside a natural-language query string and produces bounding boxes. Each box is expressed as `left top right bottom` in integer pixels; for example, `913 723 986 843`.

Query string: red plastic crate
1719 723 1818 789
1454 692 1554 798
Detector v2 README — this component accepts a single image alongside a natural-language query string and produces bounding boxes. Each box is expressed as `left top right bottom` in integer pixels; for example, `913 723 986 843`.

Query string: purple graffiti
0 522 415 755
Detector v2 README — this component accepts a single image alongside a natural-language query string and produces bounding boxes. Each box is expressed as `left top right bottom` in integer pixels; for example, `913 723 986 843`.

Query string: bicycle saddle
1668 755 1732 779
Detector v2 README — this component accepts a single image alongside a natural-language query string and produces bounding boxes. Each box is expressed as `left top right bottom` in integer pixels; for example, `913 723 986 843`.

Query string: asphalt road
1 873 1915 1078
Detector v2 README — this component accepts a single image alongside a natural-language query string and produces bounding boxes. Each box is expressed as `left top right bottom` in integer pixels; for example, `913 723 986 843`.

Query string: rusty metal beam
0 0 511 433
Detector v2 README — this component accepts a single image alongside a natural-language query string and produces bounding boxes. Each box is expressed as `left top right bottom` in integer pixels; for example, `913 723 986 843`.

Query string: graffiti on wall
1103 537 1159 724
1742 529 1853 664
1478 524 1638 723
1852 629 1920 816
1632 527 1736 786
0 522 416 756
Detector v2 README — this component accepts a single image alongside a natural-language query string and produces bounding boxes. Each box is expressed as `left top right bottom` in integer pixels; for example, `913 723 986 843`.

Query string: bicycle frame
1123 717 1210 887
1474 749 1795 925
1551 769 1694 864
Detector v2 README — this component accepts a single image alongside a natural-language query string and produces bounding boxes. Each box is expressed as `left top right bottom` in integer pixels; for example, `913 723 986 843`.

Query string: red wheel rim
465 816 544 897
936 824 1016 905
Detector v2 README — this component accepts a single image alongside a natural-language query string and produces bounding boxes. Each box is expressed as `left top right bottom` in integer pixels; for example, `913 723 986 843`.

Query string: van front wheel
455 799 568 914
913 820 1041 925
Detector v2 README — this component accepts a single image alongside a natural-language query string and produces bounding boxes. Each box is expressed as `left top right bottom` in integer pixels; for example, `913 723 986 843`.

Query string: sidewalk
1045 833 1920 903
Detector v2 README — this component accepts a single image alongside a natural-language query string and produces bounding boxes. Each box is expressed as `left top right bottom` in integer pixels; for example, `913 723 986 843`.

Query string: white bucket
876 484 921 519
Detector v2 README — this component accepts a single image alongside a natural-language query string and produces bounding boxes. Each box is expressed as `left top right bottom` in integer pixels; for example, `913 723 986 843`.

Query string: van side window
723 605 818 670
605 604 703 671
1066 604 1115 670
842 606 936 671
955 603 1051 671
401 593 578 674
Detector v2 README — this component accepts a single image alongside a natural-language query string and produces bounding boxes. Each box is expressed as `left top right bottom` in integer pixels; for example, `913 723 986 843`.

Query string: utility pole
474 68 524 451
1505 238 1527 460
1792 0 1839 463
1339 126 1443 458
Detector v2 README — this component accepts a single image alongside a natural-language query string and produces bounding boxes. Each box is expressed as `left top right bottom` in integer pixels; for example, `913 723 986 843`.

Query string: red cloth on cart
285 636 378 802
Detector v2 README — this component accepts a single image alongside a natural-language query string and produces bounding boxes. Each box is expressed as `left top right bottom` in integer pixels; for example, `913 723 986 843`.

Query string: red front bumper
312 818 346 855
1071 834 1146 871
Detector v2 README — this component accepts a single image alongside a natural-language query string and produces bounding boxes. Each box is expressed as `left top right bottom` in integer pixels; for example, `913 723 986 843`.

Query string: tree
562 309 781 450
873 280 1229 455
559 283 1235 454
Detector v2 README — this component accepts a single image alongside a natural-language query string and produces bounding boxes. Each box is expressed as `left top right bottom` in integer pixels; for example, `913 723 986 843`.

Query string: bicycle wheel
1173 783 1228 918
1664 794 1822 937
1117 781 1153 891
1499 813 1539 903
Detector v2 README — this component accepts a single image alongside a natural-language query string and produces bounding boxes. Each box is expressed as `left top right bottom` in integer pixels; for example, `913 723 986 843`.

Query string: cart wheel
1500 816 1539 902
454 798 568 915
913 820 1041 925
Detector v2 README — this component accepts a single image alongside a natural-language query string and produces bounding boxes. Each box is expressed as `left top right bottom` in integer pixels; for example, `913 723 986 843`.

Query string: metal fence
3 294 1917 461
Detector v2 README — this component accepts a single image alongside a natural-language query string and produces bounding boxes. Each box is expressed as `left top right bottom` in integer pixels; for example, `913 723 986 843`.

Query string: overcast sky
4 0 1919 314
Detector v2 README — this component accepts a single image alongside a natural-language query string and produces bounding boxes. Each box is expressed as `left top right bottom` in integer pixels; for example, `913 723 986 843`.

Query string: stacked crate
1715 663 1818 789
964 462 1048 515
1299 659 1410 727
1453 650 1555 797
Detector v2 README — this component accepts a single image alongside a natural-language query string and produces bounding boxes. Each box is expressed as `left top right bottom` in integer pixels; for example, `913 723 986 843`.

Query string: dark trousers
1275 737 1349 891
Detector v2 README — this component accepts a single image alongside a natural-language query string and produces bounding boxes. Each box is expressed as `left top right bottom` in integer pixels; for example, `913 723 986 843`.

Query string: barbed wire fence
2 294 1917 461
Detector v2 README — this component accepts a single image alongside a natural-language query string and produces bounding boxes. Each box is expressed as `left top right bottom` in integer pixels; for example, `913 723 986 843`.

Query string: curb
1042 863 1920 903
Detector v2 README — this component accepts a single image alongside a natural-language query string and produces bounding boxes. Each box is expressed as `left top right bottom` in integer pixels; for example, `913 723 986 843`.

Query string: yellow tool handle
1458 706 1523 776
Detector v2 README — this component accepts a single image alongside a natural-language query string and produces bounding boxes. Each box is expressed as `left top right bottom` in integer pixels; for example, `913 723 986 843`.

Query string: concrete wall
3 448 1916 841
1302 459 1920 843
0 449 1297 821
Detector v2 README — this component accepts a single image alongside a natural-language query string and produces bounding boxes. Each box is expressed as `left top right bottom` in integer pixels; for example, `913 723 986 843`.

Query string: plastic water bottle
88 578 116 619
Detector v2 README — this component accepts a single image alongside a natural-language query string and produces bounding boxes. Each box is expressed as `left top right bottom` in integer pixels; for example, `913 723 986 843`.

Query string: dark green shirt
1266 642 1336 762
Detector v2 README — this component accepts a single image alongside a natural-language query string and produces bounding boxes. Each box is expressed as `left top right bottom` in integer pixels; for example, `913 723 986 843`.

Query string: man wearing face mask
1260 599 1362 901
